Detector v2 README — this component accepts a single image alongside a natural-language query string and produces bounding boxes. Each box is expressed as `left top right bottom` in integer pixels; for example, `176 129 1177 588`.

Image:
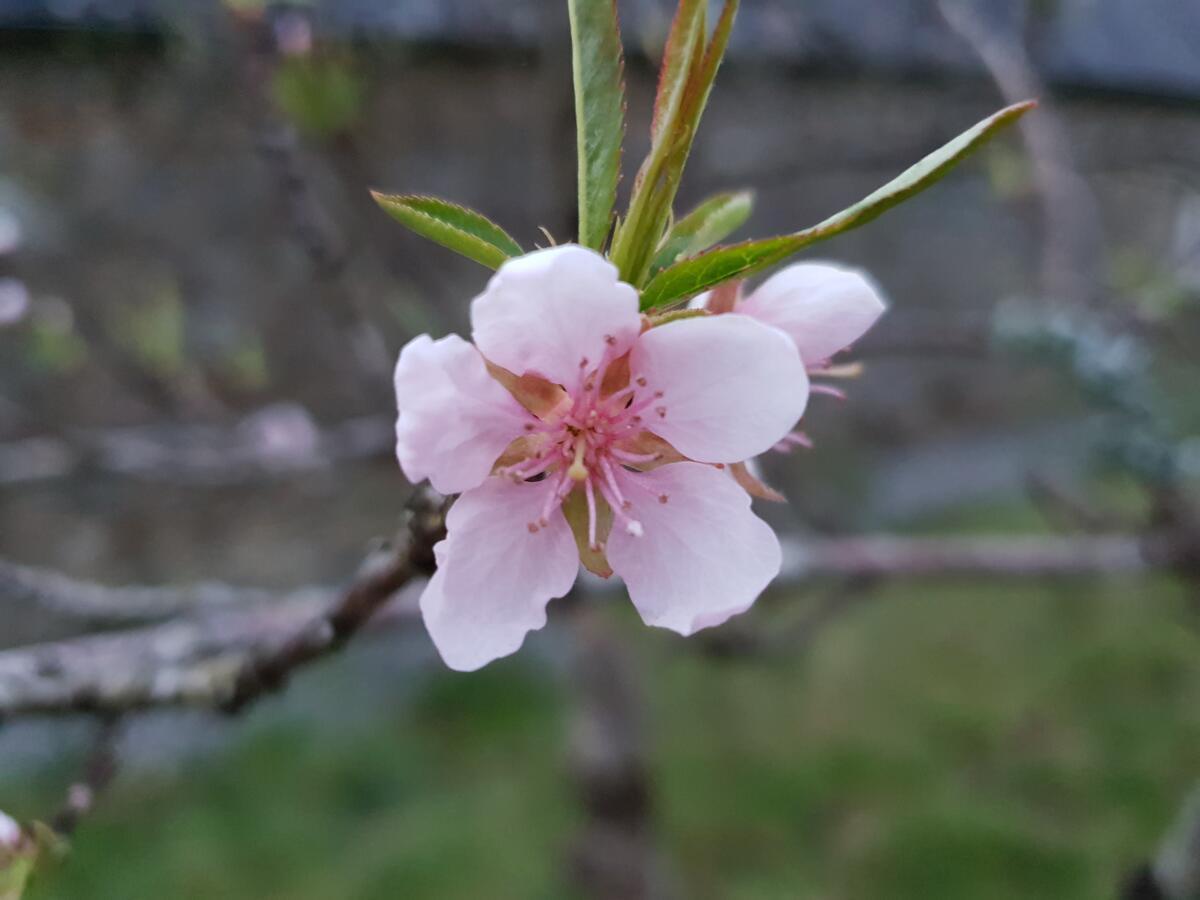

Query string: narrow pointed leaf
640 100 1037 309
651 190 754 274
568 0 626 250
613 0 739 287
650 0 706 142
371 193 523 269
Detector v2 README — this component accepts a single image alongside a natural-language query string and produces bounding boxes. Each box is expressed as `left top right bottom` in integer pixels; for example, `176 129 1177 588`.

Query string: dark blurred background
1 1 1199 898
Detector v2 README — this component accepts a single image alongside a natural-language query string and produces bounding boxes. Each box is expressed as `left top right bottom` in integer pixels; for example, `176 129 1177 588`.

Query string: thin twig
0 413 392 487
50 716 122 838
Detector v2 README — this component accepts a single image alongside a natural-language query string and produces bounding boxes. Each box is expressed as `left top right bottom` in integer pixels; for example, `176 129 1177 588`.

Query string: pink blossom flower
691 262 886 496
694 262 886 369
0 810 21 851
394 245 809 670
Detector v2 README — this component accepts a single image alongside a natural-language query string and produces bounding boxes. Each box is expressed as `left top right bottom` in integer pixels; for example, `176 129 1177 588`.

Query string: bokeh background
2 1 1200 898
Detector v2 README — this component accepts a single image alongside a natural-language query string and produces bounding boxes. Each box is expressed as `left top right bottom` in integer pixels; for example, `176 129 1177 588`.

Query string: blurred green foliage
10 564 1197 899
273 57 364 139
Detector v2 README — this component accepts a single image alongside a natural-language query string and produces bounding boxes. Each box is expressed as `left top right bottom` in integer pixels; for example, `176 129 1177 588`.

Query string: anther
658 494 669 504
655 406 667 419
635 376 647 387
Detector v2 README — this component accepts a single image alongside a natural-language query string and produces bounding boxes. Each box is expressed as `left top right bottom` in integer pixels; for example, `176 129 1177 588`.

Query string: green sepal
640 100 1037 310
562 489 613 579
568 0 627 250
650 190 753 275
370 193 523 270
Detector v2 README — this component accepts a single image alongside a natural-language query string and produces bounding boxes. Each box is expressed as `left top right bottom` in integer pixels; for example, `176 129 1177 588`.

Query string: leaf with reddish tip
568 0 627 250
640 100 1037 310
650 0 707 142
371 193 523 269
612 1 741 286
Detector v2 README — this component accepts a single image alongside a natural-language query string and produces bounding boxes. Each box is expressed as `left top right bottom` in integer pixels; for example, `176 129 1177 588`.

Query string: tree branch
0 413 392 487
779 533 1157 580
0 557 330 628
0 490 444 719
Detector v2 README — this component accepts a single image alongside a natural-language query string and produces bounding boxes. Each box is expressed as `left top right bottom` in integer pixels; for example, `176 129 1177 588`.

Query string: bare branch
0 556 330 628
779 534 1156 580
0 413 392 487
0 531 1163 719
0 490 444 719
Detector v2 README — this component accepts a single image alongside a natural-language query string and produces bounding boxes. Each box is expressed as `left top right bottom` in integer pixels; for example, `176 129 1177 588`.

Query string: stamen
584 475 599 550
772 430 814 453
610 448 660 465
597 475 643 538
623 389 665 418
539 468 572 524
598 456 627 509
810 384 847 401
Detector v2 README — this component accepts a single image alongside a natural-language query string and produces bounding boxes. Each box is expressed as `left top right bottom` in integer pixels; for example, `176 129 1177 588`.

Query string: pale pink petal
607 462 781 635
471 245 641 389
0 810 21 848
420 477 579 671
738 263 886 365
394 334 531 495
630 314 807 463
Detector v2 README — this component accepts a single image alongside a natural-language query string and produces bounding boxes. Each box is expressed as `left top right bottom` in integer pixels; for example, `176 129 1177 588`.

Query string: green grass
11 571 1200 899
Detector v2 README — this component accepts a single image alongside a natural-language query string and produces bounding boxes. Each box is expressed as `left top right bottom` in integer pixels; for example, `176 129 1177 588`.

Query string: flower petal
420 476 579 671
607 462 781 635
738 263 886 365
471 245 641 389
631 314 807 463
394 334 532 495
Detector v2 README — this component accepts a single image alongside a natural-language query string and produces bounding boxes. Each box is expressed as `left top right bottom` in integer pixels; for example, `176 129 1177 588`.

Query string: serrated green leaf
370 193 523 270
612 0 739 287
568 0 627 250
651 190 753 274
640 100 1036 309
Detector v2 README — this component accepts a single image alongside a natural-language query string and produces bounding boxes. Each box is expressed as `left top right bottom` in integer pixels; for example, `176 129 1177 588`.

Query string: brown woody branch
0 490 444 719
0 531 1165 720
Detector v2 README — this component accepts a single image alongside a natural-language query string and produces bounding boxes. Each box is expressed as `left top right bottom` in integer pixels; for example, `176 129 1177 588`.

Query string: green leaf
611 0 739 287
650 0 707 143
370 193 523 270
651 190 753 274
640 100 1037 310
568 0 627 250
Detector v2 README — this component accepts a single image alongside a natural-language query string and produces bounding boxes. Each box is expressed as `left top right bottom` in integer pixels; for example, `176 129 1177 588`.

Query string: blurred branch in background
0 529 1177 719
48 716 122 839
568 607 670 900
0 407 391 487
937 0 1103 309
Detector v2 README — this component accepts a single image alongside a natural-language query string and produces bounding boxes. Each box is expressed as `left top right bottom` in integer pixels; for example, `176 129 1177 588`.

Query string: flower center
501 337 669 546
